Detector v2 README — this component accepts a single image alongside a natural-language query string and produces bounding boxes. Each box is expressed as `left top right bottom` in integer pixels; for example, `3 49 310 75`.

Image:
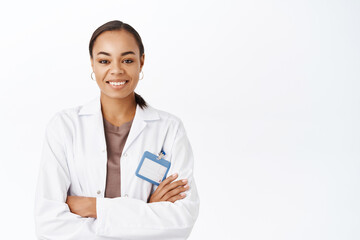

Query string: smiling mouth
105 80 129 89
105 80 129 86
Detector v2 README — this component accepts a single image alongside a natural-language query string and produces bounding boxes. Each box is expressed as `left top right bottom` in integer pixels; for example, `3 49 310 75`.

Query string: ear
90 57 94 70
140 54 145 71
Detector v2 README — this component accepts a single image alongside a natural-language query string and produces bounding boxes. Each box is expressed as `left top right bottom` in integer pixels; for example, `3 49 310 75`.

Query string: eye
99 60 109 64
123 59 133 64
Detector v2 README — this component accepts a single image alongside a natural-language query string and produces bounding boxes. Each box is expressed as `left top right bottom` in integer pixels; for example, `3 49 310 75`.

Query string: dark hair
89 20 148 109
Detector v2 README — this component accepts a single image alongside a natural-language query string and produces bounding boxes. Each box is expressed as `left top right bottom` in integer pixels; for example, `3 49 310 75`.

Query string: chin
101 91 134 100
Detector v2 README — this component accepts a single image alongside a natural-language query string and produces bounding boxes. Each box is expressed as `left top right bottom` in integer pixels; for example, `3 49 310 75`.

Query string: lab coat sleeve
34 113 100 240
95 120 200 239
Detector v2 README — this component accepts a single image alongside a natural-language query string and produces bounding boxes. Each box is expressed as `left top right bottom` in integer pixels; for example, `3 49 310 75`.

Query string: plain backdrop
0 0 359 239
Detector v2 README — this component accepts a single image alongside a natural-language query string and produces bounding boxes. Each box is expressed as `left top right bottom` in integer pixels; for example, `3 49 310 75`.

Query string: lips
106 80 129 83
105 79 129 89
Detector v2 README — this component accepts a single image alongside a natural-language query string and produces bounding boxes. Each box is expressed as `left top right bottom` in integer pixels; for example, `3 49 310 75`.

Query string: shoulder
46 96 99 123
146 104 187 135
44 103 83 135
149 104 181 123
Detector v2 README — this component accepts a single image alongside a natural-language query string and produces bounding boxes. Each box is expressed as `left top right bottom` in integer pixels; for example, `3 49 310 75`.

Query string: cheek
94 68 108 80
94 66 106 73
94 62 108 70
129 66 141 75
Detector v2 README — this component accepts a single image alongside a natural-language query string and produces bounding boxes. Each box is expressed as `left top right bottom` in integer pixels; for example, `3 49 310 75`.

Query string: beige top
102 116 133 198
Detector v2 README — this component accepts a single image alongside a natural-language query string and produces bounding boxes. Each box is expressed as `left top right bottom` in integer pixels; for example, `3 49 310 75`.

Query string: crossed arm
66 173 189 218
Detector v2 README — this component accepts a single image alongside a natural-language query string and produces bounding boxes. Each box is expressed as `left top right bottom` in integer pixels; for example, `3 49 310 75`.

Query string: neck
100 92 137 124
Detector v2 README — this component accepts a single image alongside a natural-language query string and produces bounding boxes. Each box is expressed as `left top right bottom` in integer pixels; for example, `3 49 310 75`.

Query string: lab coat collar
78 94 160 154
78 94 160 121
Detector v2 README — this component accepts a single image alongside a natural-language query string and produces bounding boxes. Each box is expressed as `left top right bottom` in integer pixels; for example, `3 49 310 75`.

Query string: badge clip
157 150 166 160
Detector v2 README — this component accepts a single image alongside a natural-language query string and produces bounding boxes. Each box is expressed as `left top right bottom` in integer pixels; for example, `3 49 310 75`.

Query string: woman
34 20 200 240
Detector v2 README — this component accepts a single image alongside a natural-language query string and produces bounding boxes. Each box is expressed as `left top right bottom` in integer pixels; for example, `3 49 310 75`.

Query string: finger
162 178 187 193
167 193 187 203
157 173 178 190
159 179 187 199
150 173 179 201
163 184 189 201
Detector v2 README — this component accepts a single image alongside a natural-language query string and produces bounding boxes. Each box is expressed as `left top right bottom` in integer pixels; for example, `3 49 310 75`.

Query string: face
90 30 144 101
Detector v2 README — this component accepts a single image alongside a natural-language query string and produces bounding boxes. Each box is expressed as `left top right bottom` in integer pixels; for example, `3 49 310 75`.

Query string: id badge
135 150 171 186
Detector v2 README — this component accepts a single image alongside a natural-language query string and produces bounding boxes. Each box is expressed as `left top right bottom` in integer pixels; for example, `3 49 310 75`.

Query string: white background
0 0 359 239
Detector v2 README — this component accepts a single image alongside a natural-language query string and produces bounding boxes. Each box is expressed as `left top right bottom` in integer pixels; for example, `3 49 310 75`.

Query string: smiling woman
89 22 146 116
34 20 200 240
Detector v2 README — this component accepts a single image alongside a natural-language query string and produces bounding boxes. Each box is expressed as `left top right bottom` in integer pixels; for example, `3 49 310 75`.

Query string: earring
139 71 144 80
91 72 96 81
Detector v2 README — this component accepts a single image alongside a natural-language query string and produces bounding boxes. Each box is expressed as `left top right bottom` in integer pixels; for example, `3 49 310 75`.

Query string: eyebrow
96 51 136 57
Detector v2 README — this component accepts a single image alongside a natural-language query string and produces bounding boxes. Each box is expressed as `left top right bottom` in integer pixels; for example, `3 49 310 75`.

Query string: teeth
109 81 126 86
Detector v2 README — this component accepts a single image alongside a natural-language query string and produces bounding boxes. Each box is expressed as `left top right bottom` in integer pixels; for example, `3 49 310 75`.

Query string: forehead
93 30 140 56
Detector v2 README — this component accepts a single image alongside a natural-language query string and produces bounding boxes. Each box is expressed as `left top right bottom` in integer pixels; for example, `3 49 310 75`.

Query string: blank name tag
135 151 171 186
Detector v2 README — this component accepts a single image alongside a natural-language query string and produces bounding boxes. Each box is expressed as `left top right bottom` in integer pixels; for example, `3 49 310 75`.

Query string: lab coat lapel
78 94 160 155
122 104 147 154
78 95 107 150
122 102 160 154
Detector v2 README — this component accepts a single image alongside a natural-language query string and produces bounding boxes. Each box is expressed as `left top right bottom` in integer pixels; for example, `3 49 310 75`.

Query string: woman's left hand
66 196 97 218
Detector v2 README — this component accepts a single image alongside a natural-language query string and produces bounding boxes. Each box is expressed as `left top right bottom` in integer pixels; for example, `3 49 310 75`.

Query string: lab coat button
123 153 127 157
97 190 101 194
124 194 128 197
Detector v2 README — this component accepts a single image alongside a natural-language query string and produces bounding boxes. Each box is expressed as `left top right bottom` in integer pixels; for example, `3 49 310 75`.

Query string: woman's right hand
148 173 189 203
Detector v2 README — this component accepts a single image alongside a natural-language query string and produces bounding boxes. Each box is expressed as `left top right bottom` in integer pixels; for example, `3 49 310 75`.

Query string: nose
110 61 124 74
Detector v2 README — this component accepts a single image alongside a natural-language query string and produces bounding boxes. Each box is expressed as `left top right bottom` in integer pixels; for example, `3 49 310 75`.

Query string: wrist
87 197 97 218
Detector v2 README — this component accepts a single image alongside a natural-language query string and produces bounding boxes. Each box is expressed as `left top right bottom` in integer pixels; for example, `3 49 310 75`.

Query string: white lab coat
34 95 200 240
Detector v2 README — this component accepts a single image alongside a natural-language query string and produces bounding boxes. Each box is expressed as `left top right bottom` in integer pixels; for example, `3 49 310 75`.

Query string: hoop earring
139 71 144 80
91 72 96 81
